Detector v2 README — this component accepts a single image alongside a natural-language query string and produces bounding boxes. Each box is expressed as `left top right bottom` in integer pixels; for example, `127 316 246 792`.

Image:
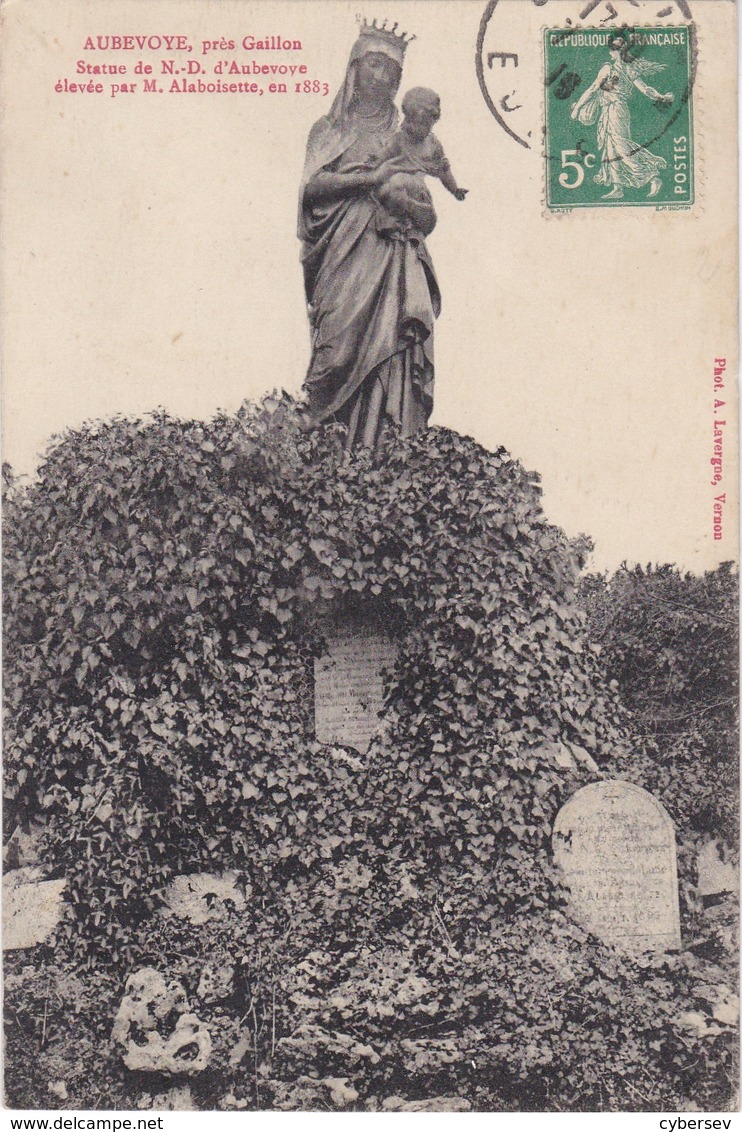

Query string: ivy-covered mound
3 397 737 1112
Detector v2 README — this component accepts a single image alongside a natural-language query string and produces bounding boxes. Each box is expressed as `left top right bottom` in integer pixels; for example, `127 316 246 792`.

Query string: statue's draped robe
299 107 440 450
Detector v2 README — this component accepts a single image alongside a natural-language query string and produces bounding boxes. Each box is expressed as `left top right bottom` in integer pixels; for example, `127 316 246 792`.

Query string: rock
3 868 65 949
197 962 234 1003
677 1010 718 1037
697 840 738 899
295 1076 358 1109
162 871 247 925
3 819 46 869
122 1014 211 1074
111 968 187 1044
275 1024 381 1070
323 1077 359 1108
382 1096 472 1112
112 967 211 1075
228 1032 252 1068
221 1093 248 1110
48 1081 68 1101
711 992 739 1027
150 1086 193 1110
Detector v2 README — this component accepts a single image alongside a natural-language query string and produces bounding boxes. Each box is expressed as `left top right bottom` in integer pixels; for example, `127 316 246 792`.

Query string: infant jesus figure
371 86 468 232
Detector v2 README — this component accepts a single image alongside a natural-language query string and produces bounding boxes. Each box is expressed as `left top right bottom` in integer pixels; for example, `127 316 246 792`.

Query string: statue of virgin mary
298 21 440 451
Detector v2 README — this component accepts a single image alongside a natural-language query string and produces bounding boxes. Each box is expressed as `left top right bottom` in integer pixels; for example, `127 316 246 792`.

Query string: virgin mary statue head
329 19 414 128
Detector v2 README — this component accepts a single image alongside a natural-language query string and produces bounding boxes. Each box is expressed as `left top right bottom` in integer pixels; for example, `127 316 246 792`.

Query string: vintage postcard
1 0 738 1122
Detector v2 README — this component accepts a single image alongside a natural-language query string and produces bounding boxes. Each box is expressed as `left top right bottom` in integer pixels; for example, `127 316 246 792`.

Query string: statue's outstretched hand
453 187 468 201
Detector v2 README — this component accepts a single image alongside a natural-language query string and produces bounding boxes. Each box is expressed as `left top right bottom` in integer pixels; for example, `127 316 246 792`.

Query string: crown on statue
355 18 416 65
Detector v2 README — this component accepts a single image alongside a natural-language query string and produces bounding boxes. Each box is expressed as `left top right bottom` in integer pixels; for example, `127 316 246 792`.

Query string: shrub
3 398 736 1110
579 564 739 849
4 396 622 963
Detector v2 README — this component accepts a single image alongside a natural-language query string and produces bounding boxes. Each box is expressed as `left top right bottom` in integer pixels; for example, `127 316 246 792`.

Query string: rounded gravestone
553 780 681 953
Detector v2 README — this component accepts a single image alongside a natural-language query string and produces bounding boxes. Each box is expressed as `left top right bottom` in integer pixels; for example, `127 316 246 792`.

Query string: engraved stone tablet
314 632 397 753
553 781 681 952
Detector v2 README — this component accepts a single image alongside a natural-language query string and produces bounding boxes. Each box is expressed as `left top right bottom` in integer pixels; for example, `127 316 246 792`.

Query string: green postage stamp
544 26 694 210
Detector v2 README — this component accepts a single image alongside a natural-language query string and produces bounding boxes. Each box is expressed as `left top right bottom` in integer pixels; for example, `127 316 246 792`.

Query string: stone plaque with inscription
553 781 681 952
314 632 397 754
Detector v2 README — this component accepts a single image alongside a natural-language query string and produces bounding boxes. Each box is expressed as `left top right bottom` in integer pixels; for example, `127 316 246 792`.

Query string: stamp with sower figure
544 26 694 209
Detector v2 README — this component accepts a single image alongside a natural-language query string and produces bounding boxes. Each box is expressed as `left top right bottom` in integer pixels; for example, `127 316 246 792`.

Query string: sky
1 0 738 574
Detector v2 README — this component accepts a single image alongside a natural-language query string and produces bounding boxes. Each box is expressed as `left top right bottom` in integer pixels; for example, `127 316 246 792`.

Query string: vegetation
580 563 738 850
3 399 737 1111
